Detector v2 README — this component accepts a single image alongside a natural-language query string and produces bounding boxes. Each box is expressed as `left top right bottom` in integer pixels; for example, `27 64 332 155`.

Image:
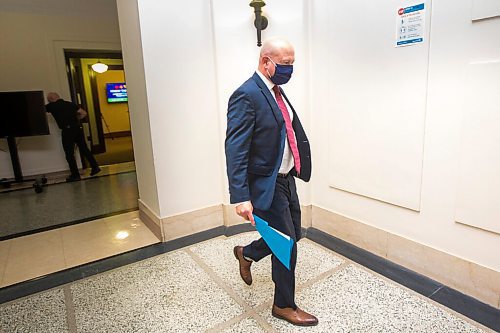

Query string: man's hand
236 201 255 226
77 108 88 120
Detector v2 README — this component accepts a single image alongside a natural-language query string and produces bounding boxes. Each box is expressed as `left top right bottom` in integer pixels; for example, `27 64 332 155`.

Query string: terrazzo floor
0 232 493 333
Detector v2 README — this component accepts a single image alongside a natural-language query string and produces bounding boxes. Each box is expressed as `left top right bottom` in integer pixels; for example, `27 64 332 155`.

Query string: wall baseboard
161 205 223 242
312 206 500 309
139 203 224 242
137 200 162 240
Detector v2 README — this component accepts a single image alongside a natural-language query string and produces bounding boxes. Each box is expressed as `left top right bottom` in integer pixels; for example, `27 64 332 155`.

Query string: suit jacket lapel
251 72 284 127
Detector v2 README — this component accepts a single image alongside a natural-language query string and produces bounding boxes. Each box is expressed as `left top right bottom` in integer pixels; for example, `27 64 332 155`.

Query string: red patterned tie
272 85 301 175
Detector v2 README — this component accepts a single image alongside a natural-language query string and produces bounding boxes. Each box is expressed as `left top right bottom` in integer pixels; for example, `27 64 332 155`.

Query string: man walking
225 37 317 326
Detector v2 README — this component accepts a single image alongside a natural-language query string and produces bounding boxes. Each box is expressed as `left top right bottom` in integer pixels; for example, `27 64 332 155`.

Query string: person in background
225 37 316 326
45 92 101 182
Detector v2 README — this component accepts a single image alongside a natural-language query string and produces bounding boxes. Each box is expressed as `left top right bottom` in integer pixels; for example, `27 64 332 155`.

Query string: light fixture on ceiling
91 60 108 73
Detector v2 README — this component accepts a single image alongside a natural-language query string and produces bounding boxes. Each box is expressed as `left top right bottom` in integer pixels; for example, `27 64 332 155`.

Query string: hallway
0 232 491 332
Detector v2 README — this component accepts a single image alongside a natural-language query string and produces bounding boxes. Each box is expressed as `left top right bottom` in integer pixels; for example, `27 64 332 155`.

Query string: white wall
326 0 430 211
311 0 500 271
133 0 224 217
116 0 160 215
471 0 500 20
0 1 121 179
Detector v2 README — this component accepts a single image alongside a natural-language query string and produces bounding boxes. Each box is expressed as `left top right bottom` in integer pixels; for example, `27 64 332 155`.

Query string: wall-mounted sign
396 3 425 47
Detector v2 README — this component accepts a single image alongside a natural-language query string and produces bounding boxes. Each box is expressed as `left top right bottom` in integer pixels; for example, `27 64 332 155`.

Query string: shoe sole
272 311 319 327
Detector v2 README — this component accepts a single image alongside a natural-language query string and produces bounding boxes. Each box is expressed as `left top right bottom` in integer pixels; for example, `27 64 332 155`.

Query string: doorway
65 51 134 167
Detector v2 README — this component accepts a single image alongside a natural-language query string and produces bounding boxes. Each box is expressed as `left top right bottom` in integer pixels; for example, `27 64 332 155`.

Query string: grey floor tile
0 289 69 333
219 317 267 333
190 232 344 308
0 172 138 238
70 250 244 333
295 239 344 285
191 232 274 307
259 264 486 333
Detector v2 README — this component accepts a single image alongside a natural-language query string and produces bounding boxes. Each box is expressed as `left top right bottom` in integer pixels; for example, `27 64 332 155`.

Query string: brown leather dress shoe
272 305 319 326
233 246 252 285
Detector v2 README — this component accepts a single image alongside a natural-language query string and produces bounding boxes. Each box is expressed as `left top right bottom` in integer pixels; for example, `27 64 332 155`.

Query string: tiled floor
1 165 139 239
0 211 159 288
0 232 492 333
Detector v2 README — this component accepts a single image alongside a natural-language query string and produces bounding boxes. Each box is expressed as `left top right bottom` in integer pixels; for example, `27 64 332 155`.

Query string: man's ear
261 56 269 68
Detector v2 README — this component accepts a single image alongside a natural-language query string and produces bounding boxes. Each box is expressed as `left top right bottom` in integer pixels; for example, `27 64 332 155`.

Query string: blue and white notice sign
396 3 425 47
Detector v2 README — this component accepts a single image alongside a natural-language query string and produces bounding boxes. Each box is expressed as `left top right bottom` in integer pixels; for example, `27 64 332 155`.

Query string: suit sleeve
225 89 255 204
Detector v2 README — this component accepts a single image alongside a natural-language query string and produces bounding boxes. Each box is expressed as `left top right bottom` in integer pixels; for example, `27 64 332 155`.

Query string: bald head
47 92 60 103
260 37 294 58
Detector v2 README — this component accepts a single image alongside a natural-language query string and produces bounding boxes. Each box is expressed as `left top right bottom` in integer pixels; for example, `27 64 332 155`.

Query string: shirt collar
256 69 275 92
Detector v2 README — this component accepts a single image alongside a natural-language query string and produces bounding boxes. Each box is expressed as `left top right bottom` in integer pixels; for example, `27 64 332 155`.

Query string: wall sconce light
91 60 108 73
249 0 268 47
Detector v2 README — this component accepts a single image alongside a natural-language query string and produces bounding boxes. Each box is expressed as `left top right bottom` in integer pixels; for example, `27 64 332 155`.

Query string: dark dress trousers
46 100 99 177
225 72 311 308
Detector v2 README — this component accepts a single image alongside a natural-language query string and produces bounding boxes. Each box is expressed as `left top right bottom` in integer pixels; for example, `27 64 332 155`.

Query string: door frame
64 51 123 155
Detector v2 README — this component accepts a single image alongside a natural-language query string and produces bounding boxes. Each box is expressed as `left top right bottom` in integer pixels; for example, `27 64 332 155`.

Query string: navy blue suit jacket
225 72 311 211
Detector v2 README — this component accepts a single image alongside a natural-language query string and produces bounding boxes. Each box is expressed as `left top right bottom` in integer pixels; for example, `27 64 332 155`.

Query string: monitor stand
7 136 23 182
0 136 46 192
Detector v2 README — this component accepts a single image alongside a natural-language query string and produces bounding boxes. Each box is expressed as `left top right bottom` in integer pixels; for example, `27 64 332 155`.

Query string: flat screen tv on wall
0 90 50 138
106 82 128 103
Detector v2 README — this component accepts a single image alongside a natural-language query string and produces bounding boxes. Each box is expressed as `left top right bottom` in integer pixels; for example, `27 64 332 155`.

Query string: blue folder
253 214 294 270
